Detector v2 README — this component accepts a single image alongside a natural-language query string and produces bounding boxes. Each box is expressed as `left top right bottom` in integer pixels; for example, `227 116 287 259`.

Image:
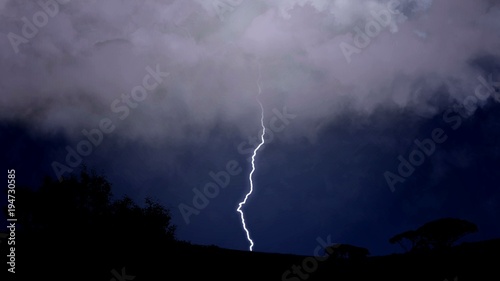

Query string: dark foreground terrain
3 234 499 280
2 171 498 280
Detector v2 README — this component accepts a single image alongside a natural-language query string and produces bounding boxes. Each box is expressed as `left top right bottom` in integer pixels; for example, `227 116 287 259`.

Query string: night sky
1 0 500 257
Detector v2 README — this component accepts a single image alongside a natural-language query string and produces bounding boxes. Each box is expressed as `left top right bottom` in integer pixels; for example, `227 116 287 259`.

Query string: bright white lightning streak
236 65 265 252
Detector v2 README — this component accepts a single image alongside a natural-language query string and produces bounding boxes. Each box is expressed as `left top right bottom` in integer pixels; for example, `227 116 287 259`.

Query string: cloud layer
1 0 499 145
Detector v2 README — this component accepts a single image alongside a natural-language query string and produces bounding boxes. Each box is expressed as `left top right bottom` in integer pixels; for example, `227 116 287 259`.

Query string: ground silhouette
2 168 498 280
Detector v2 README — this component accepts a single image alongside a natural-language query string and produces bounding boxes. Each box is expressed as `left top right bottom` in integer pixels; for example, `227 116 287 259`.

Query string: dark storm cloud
1 0 500 161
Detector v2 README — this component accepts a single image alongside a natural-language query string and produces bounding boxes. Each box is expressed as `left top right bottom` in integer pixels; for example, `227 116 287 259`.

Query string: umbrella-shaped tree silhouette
389 218 478 252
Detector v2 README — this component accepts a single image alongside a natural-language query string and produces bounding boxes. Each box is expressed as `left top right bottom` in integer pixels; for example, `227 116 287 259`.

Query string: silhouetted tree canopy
389 218 478 252
389 230 422 252
326 243 370 260
417 217 478 249
12 167 176 248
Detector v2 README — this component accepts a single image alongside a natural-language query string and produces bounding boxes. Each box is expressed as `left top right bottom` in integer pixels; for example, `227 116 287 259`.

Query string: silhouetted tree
389 230 425 253
14 168 113 234
109 195 176 244
11 167 177 254
389 218 478 252
326 244 370 260
417 217 478 249
4 167 179 279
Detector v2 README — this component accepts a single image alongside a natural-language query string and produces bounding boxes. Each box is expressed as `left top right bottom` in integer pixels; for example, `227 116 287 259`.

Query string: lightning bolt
237 63 265 252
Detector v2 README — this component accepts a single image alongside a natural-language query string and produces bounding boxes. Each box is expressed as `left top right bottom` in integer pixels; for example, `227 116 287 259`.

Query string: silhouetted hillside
2 169 498 281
